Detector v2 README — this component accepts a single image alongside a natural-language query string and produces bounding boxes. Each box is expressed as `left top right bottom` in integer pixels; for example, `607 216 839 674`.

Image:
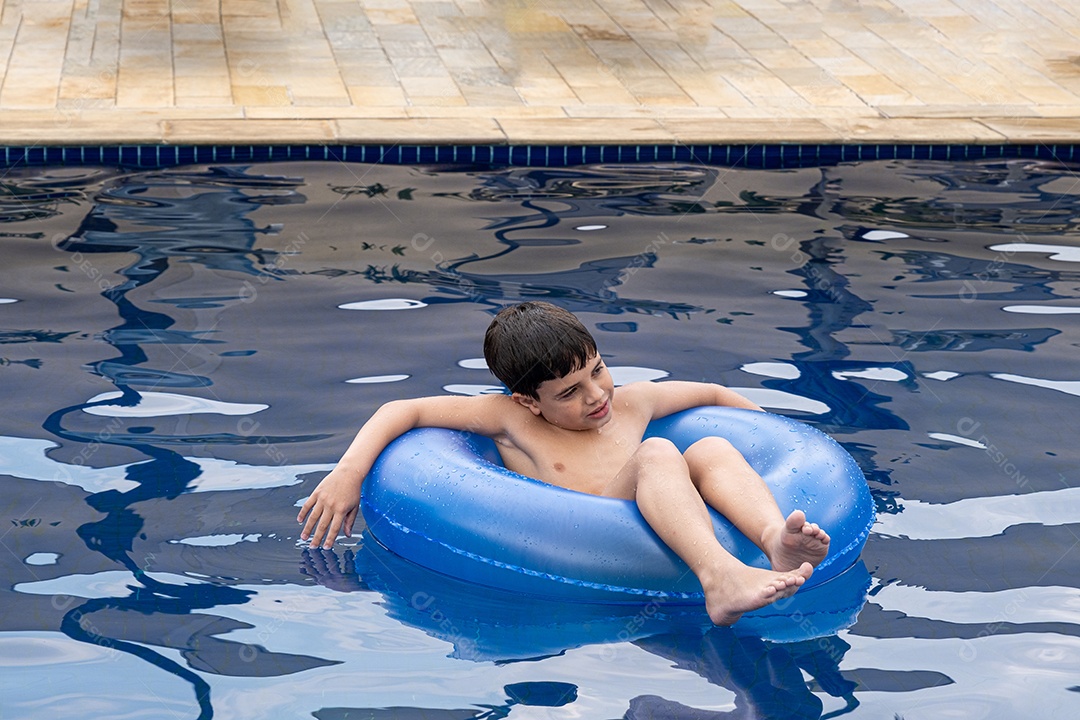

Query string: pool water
1 158 1078 719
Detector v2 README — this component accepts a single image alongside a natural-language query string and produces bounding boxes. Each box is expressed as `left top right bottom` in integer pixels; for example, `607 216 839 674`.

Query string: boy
298 301 829 625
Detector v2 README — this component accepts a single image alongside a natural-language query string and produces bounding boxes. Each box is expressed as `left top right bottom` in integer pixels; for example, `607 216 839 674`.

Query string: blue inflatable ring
361 407 874 604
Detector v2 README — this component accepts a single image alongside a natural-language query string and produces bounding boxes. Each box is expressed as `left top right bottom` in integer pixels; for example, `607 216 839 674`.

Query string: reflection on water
1 159 1078 718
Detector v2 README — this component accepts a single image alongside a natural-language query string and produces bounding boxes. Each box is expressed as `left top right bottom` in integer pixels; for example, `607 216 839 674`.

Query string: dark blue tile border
2 143 1079 169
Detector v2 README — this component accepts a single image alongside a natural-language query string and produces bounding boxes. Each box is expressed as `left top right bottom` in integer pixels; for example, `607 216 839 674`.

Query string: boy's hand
297 466 362 549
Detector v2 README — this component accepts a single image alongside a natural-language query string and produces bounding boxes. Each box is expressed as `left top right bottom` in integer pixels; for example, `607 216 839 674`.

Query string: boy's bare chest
518 417 647 494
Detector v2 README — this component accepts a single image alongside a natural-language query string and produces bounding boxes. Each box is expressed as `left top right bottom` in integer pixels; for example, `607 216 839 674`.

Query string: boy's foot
702 562 813 626
764 510 830 573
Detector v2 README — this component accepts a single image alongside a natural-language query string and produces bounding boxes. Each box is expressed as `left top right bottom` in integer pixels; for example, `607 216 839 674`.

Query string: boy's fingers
307 517 327 548
297 495 315 523
323 517 343 549
311 513 342 549
299 509 317 540
301 505 329 543
298 493 323 533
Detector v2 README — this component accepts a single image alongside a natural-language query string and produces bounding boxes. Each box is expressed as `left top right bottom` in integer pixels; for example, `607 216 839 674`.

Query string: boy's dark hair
484 301 598 399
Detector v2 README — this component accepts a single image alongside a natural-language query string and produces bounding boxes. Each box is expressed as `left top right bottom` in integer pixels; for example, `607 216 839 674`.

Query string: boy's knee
635 436 683 465
685 436 738 464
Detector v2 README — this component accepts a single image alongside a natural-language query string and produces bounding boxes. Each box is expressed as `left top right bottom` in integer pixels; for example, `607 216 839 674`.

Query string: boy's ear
511 393 543 416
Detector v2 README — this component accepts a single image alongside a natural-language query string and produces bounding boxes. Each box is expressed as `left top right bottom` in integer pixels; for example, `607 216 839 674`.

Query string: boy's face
514 354 614 430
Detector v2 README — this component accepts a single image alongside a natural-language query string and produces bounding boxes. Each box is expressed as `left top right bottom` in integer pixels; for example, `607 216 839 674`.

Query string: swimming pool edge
3 142 1080 169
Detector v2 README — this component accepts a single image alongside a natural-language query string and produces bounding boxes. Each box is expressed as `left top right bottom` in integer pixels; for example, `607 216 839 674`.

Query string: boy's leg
682 437 829 573
603 437 812 626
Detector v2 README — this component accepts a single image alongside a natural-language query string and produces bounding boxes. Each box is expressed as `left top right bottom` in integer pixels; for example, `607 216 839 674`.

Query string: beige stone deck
0 0 1078 145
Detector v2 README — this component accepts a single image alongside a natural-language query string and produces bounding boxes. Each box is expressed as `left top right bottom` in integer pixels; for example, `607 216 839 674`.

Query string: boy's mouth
587 399 610 420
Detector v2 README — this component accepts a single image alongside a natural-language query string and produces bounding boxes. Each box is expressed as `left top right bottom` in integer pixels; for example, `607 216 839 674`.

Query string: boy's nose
584 381 604 403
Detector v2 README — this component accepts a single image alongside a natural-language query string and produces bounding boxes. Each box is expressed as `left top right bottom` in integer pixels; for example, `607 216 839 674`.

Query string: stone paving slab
1 0 1078 146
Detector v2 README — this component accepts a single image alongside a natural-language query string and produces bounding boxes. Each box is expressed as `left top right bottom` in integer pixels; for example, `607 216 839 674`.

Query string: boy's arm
634 380 765 419
297 395 507 548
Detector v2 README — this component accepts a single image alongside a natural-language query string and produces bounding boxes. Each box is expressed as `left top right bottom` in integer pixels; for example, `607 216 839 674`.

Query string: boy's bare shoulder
614 379 751 419
599 382 668 426
614 380 662 397
612 379 685 406
405 391 523 437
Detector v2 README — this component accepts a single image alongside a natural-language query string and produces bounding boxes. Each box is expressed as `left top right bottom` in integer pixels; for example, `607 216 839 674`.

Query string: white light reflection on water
338 298 428 310
924 370 961 381
992 373 1080 398
740 362 801 379
872 582 1080 626
988 243 1080 262
1003 305 1080 314
15 570 205 599
927 432 987 449
832 367 909 382
171 533 262 547
82 391 268 417
875 484 1080 540
608 366 669 385
345 374 410 384
861 230 910 240
0 435 331 494
734 388 829 414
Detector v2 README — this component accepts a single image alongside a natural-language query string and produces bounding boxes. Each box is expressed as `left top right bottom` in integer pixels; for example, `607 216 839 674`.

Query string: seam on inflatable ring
370 507 875 599
374 515 706 601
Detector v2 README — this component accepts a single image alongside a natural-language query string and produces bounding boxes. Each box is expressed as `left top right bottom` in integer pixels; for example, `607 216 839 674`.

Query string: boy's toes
804 521 830 542
770 513 830 572
785 510 808 533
